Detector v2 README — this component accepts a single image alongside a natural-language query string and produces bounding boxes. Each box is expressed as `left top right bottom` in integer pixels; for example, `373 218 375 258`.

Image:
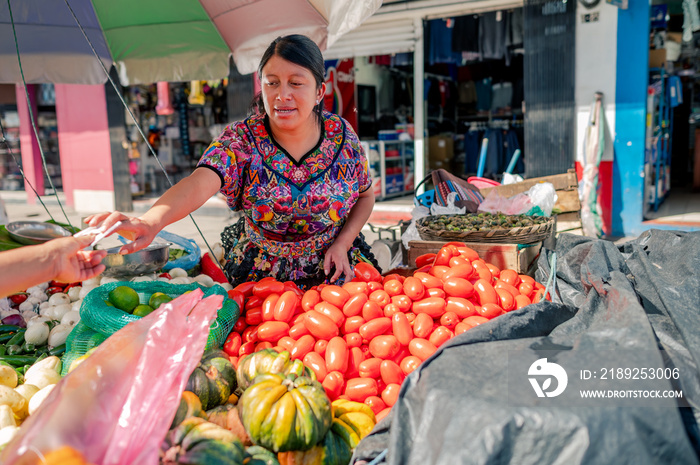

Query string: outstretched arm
0 235 108 297
85 168 221 255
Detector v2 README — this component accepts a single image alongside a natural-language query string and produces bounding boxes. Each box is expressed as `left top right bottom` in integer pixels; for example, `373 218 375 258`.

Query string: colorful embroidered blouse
197 111 372 260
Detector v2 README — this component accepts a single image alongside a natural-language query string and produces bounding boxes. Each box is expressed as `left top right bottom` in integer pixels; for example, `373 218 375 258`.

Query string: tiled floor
643 187 700 226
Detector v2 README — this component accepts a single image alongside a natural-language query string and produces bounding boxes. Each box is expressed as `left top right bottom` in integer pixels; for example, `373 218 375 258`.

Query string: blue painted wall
613 1 649 236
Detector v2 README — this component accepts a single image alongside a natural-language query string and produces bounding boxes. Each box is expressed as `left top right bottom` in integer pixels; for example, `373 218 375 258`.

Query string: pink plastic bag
1 288 222 465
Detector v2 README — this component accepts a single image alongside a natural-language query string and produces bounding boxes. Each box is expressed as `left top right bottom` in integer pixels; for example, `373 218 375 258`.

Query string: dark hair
249 35 325 120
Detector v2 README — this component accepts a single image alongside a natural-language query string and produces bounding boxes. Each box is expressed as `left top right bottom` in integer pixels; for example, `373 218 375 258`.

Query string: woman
88 35 378 288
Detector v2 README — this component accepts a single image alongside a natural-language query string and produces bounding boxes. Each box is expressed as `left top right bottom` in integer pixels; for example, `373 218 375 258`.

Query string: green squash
238 374 332 453
277 428 352 465
162 417 245 465
186 349 238 410
245 445 281 465
171 391 208 429
237 349 316 394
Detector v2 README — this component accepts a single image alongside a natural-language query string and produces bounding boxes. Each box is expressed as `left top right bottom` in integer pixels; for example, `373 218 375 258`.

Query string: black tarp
353 230 700 465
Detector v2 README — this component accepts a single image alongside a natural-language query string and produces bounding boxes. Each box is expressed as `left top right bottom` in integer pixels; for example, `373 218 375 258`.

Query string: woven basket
416 214 554 244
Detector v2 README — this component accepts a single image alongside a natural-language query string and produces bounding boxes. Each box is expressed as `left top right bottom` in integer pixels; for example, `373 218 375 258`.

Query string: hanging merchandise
176 87 192 158
580 92 605 238
188 80 206 106
155 82 174 116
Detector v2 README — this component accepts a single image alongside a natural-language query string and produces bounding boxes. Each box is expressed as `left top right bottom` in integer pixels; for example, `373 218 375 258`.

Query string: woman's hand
84 211 158 255
323 240 353 283
47 235 108 283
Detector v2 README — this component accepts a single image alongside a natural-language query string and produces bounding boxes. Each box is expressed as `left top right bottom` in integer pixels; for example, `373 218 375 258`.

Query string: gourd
329 399 376 449
277 428 352 465
185 349 237 410
237 373 332 453
237 349 316 394
245 445 280 465
161 417 245 465
170 391 207 429
206 403 251 445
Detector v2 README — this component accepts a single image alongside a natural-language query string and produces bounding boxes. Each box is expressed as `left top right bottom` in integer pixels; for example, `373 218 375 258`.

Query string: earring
316 100 319 105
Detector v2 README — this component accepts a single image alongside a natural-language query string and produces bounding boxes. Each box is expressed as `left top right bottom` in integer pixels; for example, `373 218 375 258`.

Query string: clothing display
197 111 378 288
452 15 480 53
463 125 524 176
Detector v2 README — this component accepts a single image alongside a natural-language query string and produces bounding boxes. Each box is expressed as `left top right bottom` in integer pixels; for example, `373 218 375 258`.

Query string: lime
133 304 155 317
104 300 114 307
149 292 173 310
108 286 140 313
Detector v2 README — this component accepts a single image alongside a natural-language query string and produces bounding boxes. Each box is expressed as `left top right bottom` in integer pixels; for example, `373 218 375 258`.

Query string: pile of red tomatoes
223 242 550 422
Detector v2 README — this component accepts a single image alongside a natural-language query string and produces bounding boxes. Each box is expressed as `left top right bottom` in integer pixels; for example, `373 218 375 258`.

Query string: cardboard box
407 240 542 274
667 32 683 44
428 135 454 162
649 48 667 68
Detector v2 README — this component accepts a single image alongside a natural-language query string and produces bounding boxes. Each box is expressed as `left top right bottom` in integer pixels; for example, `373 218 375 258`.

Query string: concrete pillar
15 84 44 203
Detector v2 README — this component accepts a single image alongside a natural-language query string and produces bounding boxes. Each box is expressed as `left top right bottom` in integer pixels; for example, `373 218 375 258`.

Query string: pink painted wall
15 84 44 203
54 84 114 207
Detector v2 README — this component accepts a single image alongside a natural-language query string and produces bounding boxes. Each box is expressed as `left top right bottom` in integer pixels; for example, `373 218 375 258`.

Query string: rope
59 0 221 270
6 0 74 232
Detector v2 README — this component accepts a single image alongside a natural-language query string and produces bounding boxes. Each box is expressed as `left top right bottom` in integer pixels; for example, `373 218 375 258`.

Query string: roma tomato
368 335 401 359
325 337 349 373
463 315 489 327
429 326 455 347
518 282 534 296
233 281 255 297
358 357 382 379
400 355 422 375
392 313 413 346
445 297 477 318
345 377 379 403
486 263 500 278
255 341 273 351
227 290 245 311
391 295 412 312
261 294 280 322
342 281 369 296
242 325 258 343
245 296 263 309
303 352 328 382
408 338 437 361
474 279 499 306
257 321 290 342
412 312 434 339
439 311 459 330
359 317 392 341
290 334 315 360
345 347 364 379
376 408 392 423
499 269 521 287
383 303 401 318
519 275 535 286
454 322 471 335
429 265 451 280
381 383 401 407
514 294 531 309
366 281 384 293
364 396 386 416
278 336 296 352
442 277 474 298
478 303 503 319
442 263 475 281
434 245 457 267
412 297 446 318
448 256 469 268
233 317 247 334
402 277 425 301
304 311 339 340
383 279 404 297
414 253 436 268
344 332 363 348
314 301 344 327
404 312 416 325
426 288 446 299
382 274 403 285
223 332 242 357
343 316 366 335
369 290 391 309
314 339 328 356
380 360 404 385
301 289 321 312
495 288 515 311
321 285 350 308
245 306 263 326
252 280 284 298
354 262 382 283
456 246 480 262
414 272 443 290
289 322 310 340
322 371 345 401
239 341 256 357
273 291 298 323
343 293 368 317
362 301 383 321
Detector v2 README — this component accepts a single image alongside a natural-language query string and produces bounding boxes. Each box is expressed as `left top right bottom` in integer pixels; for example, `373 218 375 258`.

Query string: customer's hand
84 211 157 255
45 235 108 283
323 241 353 284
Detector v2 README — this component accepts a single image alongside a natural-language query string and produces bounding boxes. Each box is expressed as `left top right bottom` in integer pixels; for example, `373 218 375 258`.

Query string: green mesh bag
62 281 239 376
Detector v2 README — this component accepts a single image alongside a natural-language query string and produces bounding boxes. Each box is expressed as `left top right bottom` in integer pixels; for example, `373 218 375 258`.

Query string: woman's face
261 55 325 134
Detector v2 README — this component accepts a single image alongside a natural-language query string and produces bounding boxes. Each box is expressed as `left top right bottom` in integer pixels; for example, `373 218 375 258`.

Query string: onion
131 276 153 282
71 300 82 312
1 314 26 328
67 286 82 302
24 322 50 346
100 277 119 285
51 304 72 321
82 277 101 288
61 311 80 326
78 286 96 300
48 324 71 348
18 301 37 313
194 274 214 287
48 293 70 306
21 311 37 323
27 316 50 328
169 268 188 278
